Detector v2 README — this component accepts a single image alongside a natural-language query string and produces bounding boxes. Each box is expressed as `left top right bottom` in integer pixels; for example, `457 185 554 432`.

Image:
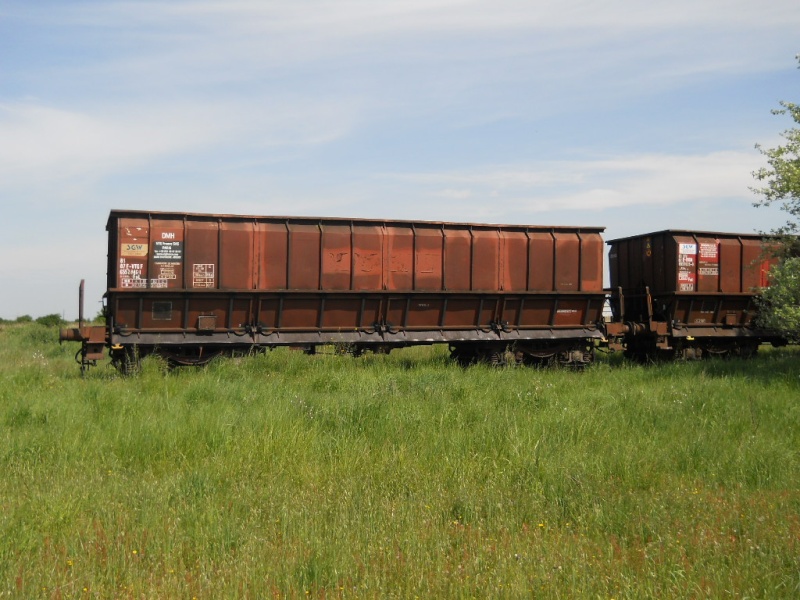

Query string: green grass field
1 322 799 598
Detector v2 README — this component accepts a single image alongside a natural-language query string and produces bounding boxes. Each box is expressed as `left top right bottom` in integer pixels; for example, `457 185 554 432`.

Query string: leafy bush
757 257 800 342
34 313 66 327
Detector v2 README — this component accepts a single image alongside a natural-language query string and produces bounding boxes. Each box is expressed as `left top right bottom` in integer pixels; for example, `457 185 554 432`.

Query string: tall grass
1 322 799 598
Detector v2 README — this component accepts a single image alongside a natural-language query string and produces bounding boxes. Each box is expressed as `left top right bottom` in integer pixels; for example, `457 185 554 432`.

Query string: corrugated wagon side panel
287 222 321 290
640 234 656 291
115 217 150 289
554 232 580 291
185 219 219 290
258 221 288 289
471 228 500 291
502 229 528 291
672 234 697 292
632 236 647 291
352 223 383 291
528 232 554 291
607 239 621 290
443 227 471 291
579 232 604 292
386 223 413 290
414 224 444 291
612 236 633 291
219 220 255 290
608 232 664 323
655 234 670 293
146 217 185 290
110 215 148 331
742 239 768 291
719 238 742 293
320 223 352 291
696 235 720 293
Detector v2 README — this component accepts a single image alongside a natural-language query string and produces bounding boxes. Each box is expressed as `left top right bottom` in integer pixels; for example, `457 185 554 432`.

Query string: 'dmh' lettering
162 232 176 239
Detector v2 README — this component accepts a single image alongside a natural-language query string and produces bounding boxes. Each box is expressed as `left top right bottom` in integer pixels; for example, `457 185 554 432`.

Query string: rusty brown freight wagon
63 210 608 372
605 230 785 360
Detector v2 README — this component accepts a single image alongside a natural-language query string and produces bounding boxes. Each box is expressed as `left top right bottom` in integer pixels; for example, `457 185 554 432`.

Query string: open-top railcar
62 210 607 372
604 230 786 360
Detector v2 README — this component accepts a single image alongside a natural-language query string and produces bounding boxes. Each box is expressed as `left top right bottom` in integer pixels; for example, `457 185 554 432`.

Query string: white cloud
0 103 207 174
383 150 768 216
549 151 764 211
20 0 797 97
0 97 358 197
61 0 800 38
5 0 794 179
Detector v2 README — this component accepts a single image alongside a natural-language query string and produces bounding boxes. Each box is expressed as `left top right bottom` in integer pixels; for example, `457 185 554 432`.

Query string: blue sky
1 0 798 319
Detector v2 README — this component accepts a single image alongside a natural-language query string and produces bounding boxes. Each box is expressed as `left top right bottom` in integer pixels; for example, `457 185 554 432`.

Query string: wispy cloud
4 0 796 183
0 103 209 173
0 96 358 198
386 150 764 211
123 149 771 225
53 1 800 40
14 0 797 99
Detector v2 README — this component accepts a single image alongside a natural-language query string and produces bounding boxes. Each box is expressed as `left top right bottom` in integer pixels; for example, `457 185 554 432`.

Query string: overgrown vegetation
0 314 67 327
756 256 800 343
1 323 799 598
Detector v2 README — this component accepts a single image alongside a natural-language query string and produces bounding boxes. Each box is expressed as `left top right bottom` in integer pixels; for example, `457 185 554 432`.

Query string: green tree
752 56 800 338
752 101 800 235
755 257 800 342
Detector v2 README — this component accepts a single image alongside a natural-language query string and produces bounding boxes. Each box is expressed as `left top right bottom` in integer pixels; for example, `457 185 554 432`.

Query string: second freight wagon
605 230 785 360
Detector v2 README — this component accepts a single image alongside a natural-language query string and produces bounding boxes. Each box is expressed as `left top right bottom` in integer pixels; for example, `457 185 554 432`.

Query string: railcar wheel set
59 210 786 374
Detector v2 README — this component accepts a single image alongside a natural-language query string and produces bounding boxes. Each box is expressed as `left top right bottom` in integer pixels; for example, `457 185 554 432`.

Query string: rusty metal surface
107 291 606 341
607 230 774 295
106 211 607 344
607 230 778 334
109 211 605 293
58 279 108 373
